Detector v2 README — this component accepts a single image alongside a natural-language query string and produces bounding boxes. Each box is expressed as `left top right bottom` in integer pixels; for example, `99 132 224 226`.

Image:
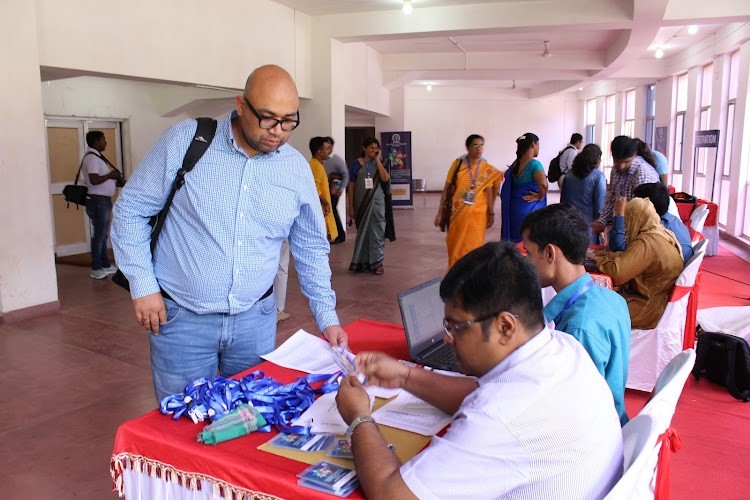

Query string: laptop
397 277 461 372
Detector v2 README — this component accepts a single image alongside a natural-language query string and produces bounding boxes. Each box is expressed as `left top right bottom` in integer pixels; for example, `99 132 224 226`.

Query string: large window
645 84 656 148
584 98 596 145
623 88 635 137
672 73 689 190
602 94 616 178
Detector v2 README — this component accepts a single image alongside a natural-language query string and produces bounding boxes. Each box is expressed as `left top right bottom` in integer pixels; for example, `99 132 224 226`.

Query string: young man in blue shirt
521 204 631 425
608 182 693 262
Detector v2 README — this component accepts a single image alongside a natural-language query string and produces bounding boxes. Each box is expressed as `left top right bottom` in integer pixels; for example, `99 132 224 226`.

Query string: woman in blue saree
347 137 395 274
500 133 548 242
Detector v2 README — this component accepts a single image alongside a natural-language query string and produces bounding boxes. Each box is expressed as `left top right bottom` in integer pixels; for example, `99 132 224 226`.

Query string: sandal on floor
371 263 384 275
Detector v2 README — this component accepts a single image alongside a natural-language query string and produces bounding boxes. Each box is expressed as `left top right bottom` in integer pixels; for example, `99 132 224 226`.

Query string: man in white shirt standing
82 131 123 279
558 133 583 189
336 241 623 499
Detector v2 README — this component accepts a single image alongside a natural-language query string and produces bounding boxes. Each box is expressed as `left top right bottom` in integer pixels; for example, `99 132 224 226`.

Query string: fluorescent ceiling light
403 0 413 15
687 25 698 35
655 47 664 59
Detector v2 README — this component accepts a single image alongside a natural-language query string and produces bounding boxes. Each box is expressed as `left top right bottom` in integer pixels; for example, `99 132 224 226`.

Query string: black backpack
111 117 218 291
692 331 750 402
547 145 575 183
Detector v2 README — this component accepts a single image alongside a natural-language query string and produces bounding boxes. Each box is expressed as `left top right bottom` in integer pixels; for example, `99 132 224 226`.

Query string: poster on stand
381 131 413 207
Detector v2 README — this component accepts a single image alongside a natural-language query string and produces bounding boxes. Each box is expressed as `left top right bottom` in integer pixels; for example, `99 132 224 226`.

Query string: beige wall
0 0 58 316
35 0 312 97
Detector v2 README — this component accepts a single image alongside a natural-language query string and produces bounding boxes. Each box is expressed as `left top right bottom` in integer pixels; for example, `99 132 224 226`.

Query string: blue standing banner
381 131 413 207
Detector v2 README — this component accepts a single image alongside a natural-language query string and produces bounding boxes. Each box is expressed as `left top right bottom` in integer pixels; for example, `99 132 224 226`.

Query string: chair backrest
653 249 704 331
604 414 662 500
689 205 709 237
691 238 708 254
640 349 696 427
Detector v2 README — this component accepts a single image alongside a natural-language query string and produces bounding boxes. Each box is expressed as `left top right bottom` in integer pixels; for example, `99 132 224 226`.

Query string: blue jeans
149 292 277 402
85 195 112 270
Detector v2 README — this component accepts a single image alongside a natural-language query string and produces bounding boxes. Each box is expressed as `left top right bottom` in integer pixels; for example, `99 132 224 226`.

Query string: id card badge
463 190 475 205
364 177 374 189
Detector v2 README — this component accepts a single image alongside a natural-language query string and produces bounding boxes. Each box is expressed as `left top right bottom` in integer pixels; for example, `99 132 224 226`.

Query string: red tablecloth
111 319 409 499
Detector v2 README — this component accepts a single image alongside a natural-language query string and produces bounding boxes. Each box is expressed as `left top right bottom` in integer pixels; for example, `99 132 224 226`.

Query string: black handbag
63 154 93 208
112 117 218 291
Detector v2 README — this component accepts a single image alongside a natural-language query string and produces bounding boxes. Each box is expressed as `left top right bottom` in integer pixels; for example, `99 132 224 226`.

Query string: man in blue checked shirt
112 65 347 402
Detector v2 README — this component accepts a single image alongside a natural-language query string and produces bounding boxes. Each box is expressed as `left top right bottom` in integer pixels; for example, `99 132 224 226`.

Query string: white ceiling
272 0 750 97
273 0 522 16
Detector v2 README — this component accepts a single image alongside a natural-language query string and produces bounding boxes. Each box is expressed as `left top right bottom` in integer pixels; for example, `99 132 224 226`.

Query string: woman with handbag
434 134 502 268
347 137 395 275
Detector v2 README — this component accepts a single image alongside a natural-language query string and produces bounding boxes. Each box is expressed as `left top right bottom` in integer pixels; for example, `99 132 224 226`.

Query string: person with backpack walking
554 133 583 189
111 65 348 402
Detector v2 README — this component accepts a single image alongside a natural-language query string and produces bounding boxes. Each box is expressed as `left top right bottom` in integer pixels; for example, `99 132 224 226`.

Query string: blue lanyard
365 159 372 178
553 279 595 326
465 159 481 189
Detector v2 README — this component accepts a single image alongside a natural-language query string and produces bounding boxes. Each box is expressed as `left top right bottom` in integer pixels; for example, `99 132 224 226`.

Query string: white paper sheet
293 392 375 435
372 391 452 436
260 329 341 374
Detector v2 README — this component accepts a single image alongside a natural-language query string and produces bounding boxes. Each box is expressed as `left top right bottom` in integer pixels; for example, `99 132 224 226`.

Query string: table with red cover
111 319 408 499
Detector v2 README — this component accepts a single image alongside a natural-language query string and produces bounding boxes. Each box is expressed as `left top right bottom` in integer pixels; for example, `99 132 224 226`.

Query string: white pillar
0 0 59 320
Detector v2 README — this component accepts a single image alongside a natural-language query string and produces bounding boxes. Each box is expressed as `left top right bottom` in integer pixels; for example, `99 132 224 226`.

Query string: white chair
640 349 696 426
688 205 709 243
604 414 662 500
606 351 695 500
626 247 706 392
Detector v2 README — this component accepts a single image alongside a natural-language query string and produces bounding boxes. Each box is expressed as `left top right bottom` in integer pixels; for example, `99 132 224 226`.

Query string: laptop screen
398 278 444 351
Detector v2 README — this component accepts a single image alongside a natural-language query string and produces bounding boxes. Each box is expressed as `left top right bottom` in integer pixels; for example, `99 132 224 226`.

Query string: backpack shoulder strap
75 152 96 185
149 117 218 252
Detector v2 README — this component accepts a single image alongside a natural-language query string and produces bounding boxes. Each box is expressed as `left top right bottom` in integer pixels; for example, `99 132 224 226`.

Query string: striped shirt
111 113 339 330
597 155 660 226
400 327 623 499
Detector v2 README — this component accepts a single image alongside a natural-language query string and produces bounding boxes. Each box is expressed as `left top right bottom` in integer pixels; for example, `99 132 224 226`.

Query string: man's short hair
309 136 326 156
322 136 334 145
570 133 583 144
440 241 544 339
520 204 589 265
633 182 670 216
86 131 104 147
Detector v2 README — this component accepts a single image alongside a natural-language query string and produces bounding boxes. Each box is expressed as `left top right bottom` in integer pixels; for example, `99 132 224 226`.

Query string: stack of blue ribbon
160 370 341 434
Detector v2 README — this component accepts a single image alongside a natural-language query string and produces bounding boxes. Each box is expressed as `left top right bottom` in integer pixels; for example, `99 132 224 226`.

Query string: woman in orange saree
435 134 503 268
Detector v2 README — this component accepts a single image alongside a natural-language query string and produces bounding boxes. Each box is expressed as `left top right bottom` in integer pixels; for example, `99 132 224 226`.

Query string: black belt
160 285 273 302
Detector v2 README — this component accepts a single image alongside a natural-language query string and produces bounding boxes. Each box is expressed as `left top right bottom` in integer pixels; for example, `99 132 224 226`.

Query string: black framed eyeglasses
243 96 300 131
442 311 518 340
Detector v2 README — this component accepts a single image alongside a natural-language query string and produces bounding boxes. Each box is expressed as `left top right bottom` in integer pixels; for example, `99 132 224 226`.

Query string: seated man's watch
345 415 376 440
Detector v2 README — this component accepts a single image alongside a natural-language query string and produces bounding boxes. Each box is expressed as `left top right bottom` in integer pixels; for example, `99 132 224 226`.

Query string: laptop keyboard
428 345 458 368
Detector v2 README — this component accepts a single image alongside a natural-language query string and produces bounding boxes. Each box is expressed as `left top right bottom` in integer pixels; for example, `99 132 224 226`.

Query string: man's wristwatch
345 415 376 440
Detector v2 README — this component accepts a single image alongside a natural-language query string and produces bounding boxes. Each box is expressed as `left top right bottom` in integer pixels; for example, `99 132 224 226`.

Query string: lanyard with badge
463 159 481 205
364 160 374 190
552 279 595 326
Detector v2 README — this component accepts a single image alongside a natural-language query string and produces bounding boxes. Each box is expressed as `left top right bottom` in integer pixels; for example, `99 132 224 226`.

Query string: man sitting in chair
336 241 623 499
521 204 631 425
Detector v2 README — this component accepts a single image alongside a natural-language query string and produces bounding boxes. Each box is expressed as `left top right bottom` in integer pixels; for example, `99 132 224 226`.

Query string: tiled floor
2 191 746 499
0 193 479 499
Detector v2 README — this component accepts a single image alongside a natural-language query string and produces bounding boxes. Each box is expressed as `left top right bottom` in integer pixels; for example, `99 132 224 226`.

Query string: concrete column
0 0 59 321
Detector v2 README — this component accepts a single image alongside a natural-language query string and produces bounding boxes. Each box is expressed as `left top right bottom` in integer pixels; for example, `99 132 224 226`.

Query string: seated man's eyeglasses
443 311 518 340
243 96 300 131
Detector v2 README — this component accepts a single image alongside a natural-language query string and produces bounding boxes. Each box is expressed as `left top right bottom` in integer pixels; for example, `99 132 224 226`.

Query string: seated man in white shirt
336 241 624 500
